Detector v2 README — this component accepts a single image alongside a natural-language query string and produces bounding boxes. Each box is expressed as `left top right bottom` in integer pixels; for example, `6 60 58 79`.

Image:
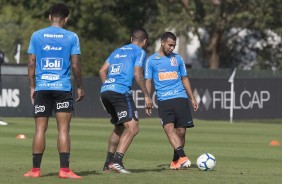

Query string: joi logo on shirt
109 64 123 75
41 58 63 70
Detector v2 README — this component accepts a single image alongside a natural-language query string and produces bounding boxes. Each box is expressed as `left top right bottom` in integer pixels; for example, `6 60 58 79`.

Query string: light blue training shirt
100 43 146 94
28 26 81 91
145 52 188 101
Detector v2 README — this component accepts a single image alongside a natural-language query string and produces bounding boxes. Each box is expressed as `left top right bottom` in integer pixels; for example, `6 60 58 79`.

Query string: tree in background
152 0 282 70
0 0 158 76
0 0 281 74
66 0 158 75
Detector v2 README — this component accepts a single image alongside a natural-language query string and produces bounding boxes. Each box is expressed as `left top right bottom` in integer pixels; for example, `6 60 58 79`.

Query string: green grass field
0 117 281 184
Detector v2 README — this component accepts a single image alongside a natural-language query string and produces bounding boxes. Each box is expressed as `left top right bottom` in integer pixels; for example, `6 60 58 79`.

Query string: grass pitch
0 117 281 184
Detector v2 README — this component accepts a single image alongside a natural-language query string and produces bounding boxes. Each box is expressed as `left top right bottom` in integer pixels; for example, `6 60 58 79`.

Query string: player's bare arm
134 66 152 115
181 76 199 111
28 54 36 104
145 78 153 116
145 78 152 96
71 54 85 102
99 62 110 83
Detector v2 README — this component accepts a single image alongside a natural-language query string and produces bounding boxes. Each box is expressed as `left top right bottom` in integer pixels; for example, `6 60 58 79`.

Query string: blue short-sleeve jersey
145 52 188 101
28 26 81 91
100 43 146 94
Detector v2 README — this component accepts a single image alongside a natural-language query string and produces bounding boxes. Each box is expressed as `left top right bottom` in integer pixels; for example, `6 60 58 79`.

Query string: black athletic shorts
100 91 138 125
158 98 194 128
33 90 74 117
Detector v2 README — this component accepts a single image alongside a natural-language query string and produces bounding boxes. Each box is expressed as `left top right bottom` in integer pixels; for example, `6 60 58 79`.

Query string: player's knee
128 124 139 136
176 128 186 137
133 126 139 136
127 123 139 136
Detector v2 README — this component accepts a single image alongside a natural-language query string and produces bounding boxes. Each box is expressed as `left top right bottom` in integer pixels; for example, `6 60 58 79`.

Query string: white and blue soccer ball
197 153 216 171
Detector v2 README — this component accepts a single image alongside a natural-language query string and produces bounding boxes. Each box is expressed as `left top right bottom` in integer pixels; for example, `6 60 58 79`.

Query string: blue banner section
0 76 281 120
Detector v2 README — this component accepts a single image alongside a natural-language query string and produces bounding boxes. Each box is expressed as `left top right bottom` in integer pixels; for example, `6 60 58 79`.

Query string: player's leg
158 99 183 151
109 119 138 173
176 128 186 146
108 92 138 173
173 98 194 169
163 123 184 153
24 91 52 177
108 126 124 153
101 91 124 171
163 123 191 169
54 91 81 179
23 117 49 177
32 116 49 160
173 128 186 161
56 111 71 158
115 119 139 154
103 125 124 172
159 98 191 169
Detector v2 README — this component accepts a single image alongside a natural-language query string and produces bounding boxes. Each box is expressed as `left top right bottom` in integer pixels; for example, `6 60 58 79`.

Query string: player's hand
30 87 35 105
145 108 152 116
76 87 85 102
145 96 152 116
191 98 199 111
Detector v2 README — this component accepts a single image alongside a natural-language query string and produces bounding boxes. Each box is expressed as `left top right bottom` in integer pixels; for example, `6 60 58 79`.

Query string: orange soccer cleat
23 168 41 178
170 160 180 170
170 157 192 170
58 169 82 179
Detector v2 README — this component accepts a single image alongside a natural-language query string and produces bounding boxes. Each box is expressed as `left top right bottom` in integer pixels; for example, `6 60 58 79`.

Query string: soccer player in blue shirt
145 32 198 170
24 3 84 179
99 28 152 173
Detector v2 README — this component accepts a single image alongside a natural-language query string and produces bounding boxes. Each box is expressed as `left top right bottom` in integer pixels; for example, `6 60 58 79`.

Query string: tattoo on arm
71 55 83 88
28 55 36 88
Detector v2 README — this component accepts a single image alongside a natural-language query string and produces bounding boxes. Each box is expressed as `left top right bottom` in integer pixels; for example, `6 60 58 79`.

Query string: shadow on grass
43 170 100 177
40 164 200 175
157 163 198 169
129 163 198 173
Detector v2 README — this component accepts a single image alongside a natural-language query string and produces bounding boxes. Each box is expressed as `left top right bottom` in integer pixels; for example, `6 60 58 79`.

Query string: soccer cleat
58 170 82 179
170 160 180 170
109 163 131 174
178 156 191 168
23 169 41 178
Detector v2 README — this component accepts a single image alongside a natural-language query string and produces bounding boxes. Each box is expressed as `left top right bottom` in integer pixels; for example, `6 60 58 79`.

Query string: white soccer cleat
179 157 191 168
109 163 131 174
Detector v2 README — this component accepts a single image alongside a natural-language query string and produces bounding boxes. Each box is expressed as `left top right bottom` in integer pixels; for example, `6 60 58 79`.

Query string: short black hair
131 28 149 43
161 32 177 42
49 3 70 18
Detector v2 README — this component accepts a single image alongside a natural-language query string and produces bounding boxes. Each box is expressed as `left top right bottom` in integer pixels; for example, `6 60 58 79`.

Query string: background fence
1 65 282 120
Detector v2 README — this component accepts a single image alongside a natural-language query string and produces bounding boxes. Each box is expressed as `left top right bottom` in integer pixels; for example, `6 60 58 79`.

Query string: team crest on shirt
170 57 178 66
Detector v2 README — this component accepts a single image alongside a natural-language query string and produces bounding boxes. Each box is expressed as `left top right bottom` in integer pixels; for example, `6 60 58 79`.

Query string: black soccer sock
32 153 43 168
111 152 124 164
104 151 114 166
175 146 186 158
172 150 180 161
59 152 70 168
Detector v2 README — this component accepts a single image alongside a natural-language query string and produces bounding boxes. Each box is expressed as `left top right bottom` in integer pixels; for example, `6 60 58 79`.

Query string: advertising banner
0 76 281 120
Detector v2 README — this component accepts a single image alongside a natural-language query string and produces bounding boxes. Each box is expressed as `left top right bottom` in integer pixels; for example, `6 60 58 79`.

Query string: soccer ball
197 153 216 171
